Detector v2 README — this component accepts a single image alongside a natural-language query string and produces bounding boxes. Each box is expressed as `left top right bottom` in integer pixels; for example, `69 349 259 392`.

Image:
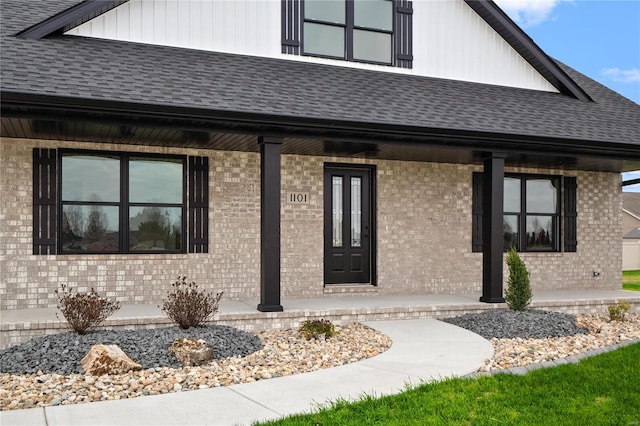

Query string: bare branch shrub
160 276 223 329
55 285 121 334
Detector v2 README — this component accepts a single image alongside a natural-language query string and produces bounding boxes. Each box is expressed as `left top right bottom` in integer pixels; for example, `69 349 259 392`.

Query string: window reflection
129 158 183 204
62 205 119 252
526 216 555 250
305 0 345 23
129 207 182 251
503 215 519 251
332 176 343 247
353 30 391 63
62 155 120 202
504 177 520 212
526 179 557 214
303 23 345 58
354 0 393 30
351 177 362 247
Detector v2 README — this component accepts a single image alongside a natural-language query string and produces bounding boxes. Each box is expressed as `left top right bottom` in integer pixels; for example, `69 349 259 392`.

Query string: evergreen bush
504 247 532 311
299 319 338 340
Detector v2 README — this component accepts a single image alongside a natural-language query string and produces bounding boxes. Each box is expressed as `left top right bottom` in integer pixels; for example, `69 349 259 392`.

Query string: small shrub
608 300 631 322
161 276 223 329
504 247 532 311
299 319 338 340
55 285 121 334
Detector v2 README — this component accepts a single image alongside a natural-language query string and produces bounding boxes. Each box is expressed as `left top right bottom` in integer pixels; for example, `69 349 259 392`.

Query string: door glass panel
354 0 392 30
353 30 391 63
304 23 345 58
129 158 183 204
305 0 345 23
503 214 519 251
504 177 520 212
62 155 120 202
526 215 554 250
351 177 362 247
129 206 182 251
332 176 343 247
526 179 557 213
61 205 119 252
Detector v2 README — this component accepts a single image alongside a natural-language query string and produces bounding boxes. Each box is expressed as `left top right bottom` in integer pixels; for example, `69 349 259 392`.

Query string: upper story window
303 0 393 64
282 0 413 68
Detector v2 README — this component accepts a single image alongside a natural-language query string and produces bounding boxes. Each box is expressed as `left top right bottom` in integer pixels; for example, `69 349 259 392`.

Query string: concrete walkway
0 319 493 426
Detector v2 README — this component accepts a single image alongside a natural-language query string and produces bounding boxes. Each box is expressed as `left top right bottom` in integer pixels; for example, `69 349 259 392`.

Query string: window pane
61 205 119 252
304 23 345 58
130 158 183 204
526 179 557 214
353 30 391 63
62 155 120 202
129 207 182 251
526 215 555 250
503 215 519 251
305 0 345 23
504 177 520 212
354 0 392 30
351 177 362 247
332 176 343 247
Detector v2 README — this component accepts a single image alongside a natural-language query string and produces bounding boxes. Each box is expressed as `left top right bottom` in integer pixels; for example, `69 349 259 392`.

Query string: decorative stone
81 344 142 376
576 316 602 334
169 338 214 367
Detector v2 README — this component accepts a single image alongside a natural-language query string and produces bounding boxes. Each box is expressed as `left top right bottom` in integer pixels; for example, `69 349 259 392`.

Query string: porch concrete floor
2 289 638 325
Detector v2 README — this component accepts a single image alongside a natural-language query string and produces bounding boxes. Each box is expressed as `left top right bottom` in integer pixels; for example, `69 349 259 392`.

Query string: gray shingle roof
624 193 640 218
2 0 639 150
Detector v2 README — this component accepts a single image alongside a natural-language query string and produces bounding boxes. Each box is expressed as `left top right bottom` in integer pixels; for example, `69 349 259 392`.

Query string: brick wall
0 138 623 310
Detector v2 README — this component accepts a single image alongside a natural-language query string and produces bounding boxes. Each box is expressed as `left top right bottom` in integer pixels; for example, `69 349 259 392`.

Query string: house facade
623 193 640 270
2 0 639 312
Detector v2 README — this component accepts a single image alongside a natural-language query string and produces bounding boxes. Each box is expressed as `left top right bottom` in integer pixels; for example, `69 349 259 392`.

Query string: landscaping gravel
0 325 262 375
442 309 588 339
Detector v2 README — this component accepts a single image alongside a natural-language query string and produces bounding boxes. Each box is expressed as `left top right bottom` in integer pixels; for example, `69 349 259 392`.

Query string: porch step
2 290 639 350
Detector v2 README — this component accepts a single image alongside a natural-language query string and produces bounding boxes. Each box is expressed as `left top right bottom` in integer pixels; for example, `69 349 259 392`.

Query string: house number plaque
287 192 310 204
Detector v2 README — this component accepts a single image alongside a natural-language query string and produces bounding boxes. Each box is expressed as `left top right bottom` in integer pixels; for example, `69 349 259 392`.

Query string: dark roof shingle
1 0 639 150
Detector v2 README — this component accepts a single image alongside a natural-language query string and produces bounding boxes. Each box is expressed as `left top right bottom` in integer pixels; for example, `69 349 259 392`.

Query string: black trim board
3 92 640 163
464 0 591 101
18 0 127 39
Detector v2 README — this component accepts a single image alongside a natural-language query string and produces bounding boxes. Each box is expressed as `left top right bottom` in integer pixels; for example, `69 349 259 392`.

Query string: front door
324 165 374 284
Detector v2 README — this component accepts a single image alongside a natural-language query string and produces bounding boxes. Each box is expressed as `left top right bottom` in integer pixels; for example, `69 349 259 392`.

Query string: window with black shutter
472 172 575 253
33 149 209 255
282 0 413 68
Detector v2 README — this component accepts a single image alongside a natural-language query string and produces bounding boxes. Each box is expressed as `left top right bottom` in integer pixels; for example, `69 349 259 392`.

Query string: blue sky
494 0 640 192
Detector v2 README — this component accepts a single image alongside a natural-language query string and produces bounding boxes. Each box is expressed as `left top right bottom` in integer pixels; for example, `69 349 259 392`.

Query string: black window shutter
395 0 413 68
33 148 57 255
188 156 209 253
281 0 301 54
472 172 483 252
563 176 577 252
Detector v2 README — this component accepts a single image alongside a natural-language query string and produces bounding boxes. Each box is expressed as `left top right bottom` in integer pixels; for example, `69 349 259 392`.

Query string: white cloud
602 68 640 84
494 0 570 28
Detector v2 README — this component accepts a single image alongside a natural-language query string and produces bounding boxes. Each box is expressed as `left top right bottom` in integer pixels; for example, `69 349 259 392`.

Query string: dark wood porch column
480 153 507 303
258 136 284 312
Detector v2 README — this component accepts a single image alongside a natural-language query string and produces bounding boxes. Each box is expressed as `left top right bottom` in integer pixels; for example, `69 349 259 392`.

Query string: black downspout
257 136 284 312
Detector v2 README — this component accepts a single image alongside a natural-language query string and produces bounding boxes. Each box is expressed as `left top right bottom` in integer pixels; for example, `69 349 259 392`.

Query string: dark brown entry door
324 166 372 284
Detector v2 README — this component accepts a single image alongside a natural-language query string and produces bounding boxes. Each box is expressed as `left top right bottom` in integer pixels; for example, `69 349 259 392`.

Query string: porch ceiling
2 115 638 173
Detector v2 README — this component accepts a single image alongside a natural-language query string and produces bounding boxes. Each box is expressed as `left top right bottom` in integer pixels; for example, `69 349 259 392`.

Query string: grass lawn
258 343 640 426
623 270 640 291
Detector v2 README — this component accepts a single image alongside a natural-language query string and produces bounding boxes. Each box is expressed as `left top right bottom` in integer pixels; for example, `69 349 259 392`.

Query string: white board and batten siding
65 0 558 93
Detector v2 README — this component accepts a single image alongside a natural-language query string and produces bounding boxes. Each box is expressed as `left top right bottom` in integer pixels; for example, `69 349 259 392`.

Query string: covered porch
2 289 639 350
